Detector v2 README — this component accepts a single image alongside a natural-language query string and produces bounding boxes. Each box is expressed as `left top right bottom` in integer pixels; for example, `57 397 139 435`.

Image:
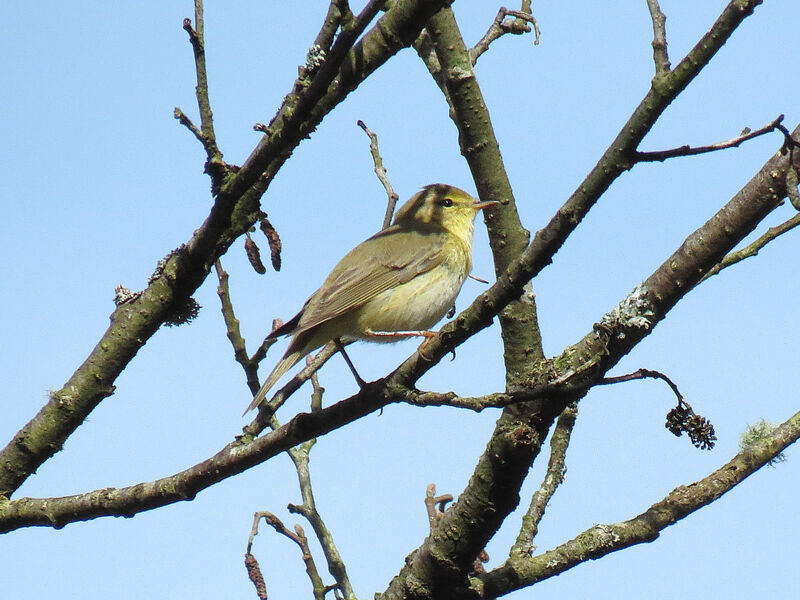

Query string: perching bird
244 184 498 413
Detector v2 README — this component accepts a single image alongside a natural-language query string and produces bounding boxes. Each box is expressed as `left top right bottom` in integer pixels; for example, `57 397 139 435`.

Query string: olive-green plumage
245 184 497 413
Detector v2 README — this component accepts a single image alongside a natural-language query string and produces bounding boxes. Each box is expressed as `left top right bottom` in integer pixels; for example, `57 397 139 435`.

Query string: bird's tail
243 349 305 415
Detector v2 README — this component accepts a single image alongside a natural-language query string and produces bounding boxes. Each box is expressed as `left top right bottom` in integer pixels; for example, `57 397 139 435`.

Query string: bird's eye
439 197 454 207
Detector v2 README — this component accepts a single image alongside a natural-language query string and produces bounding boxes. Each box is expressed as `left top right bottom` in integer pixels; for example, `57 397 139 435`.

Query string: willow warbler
245 184 497 413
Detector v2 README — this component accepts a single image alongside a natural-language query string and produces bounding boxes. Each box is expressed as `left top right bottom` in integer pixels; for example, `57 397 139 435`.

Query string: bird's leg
333 338 368 389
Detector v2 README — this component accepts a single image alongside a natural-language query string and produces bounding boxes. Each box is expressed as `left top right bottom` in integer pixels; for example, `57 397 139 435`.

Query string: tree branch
511 404 578 558
421 5 543 388
480 407 800 597
357 119 399 229
646 0 670 74
469 3 540 64
0 0 451 501
246 512 327 600
634 114 785 162
215 259 268 395
180 2 224 173
701 211 800 281
379 4 772 596
1 123 796 532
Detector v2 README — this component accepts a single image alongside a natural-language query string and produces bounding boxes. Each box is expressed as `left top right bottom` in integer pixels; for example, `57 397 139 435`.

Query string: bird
244 183 498 414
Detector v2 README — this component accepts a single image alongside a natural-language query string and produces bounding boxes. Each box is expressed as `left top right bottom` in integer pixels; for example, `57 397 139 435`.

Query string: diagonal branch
511 404 578 558
2 124 795 537
480 407 800 596
0 0 451 501
1 3 792 534
357 119 399 229
469 3 540 64
701 211 800 281
379 2 773 595
245 512 327 600
634 114 785 162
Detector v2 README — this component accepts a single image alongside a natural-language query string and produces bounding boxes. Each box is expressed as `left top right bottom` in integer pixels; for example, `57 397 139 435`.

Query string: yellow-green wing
293 227 447 335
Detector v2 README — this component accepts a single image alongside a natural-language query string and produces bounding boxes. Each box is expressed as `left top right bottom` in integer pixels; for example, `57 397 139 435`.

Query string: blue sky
2 2 799 598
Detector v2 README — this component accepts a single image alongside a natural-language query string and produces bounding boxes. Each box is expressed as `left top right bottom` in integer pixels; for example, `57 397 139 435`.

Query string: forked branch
481 408 800 596
470 3 541 64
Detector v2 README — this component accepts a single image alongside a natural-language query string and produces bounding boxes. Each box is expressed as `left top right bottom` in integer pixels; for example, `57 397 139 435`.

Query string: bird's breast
354 239 471 336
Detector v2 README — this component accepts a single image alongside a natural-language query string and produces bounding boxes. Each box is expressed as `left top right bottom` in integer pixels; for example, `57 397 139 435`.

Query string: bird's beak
473 199 501 210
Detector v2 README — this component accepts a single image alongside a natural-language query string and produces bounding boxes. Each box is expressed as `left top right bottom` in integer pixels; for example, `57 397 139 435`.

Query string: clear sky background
2 2 799 598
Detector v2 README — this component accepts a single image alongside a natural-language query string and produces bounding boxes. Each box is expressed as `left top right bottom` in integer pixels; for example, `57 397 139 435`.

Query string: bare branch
312 0 351 55
308 356 324 413
0 0 455 502
646 0 670 74
173 106 204 144
511 404 578 558
598 369 716 450
214 260 267 397
481 407 800 596
470 4 541 64
246 511 327 600
701 211 800 281
247 342 341 431
598 367 683 400
286 380 356 600
181 3 224 172
634 114 784 162
357 119 399 228
424 484 453 531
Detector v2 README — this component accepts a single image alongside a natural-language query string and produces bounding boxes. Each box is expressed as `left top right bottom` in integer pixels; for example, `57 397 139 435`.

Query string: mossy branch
480 407 800 596
0 0 453 501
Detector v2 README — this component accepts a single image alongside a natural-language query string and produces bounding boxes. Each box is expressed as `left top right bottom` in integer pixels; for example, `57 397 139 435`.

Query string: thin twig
598 369 715 450
701 211 800 282
357 119 399 228
424 484 453 531
308 356 324 412
246 512 328 600
288 420 356 600
249 342 341 431
173 107 204 144
511 403 578 558
312 0 350 55
180 2 223 171
469 4 540 65
294 524 329 600
634 114 785 162
646 0 670 74
250 331 280 366
598 368 683 400
214 260 262 395
480 408 800 596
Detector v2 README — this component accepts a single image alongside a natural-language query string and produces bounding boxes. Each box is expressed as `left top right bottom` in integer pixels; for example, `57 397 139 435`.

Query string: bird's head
392 184 498 240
